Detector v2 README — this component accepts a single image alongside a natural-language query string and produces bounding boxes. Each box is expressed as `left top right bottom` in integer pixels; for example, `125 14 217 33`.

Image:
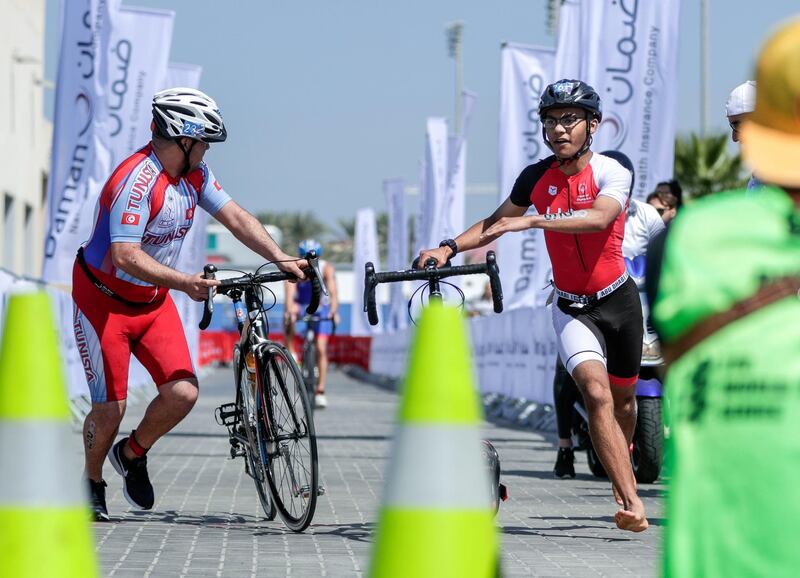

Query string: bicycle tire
301 338 318 403
258 343 319 532
236 348 276 521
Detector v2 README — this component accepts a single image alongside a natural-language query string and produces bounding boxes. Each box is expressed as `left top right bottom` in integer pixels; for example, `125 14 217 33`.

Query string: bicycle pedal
215 403 240 426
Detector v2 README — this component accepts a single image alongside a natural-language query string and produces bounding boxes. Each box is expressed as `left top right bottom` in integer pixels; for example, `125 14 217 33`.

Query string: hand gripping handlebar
198 251 328 330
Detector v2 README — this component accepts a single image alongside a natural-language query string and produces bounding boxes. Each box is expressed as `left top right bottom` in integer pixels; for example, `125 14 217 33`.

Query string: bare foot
614 501 649 532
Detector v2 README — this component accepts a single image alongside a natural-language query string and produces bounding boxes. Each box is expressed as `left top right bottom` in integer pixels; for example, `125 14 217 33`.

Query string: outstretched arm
418 198 529 266
480 196 623 239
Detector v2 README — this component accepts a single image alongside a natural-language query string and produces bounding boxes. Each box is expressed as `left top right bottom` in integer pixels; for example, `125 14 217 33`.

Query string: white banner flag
497 43 555 309
162 62 203 91
383 178 408 333
553 0 583 80
42 0 117 284
435 90 476 268
351 208 383 336
100 6 175 170
579 0 681 199
416 117 449 254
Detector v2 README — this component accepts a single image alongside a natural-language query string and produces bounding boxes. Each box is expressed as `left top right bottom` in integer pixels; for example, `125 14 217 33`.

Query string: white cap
725 80 756 116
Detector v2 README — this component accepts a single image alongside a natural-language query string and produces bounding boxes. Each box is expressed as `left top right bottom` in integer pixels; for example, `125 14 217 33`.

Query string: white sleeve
639 201 666 240
595 157 631 211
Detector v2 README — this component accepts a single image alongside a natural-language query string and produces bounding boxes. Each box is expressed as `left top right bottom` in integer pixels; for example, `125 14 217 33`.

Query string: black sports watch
439 238 458 258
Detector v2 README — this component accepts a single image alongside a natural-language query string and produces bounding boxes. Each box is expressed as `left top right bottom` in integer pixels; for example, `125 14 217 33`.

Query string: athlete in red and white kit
418 79 648 532
74 88 306 521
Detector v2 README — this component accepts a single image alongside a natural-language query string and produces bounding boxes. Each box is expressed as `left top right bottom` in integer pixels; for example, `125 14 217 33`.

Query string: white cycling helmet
152 87 227 143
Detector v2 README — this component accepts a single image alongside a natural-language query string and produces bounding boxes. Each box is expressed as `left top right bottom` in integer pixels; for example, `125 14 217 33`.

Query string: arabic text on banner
496 43 555 310
577 0 682 200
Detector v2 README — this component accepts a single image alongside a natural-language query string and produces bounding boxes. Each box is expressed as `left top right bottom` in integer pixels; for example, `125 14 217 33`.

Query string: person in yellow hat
647 18 800 577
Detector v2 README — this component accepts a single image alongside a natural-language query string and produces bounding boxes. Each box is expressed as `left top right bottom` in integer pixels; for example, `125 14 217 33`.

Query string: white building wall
0 0 50 277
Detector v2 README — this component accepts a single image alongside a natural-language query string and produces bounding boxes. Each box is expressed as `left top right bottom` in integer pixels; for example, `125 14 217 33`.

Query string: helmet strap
175 138 198 176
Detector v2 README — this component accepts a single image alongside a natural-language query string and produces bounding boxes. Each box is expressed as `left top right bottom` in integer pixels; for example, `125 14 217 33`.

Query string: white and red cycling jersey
510 152 631 296
79 144 231 303
73 144 232 402
511 153 642 386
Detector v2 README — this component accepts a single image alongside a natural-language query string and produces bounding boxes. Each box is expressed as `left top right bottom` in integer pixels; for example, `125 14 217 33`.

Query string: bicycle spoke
259 345 318 531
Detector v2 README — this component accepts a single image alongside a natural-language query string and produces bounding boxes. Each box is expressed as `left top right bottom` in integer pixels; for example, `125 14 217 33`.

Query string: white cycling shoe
314 393 328 409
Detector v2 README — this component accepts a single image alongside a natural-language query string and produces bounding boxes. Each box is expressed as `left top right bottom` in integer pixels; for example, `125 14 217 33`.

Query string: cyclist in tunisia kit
74 88 305 520
419 79 648 532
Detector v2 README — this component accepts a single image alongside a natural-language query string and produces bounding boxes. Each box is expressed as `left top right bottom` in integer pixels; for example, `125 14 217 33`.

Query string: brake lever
306 252 329 296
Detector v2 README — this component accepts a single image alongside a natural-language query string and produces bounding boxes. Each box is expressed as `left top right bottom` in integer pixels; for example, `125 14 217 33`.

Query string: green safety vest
653 187 800 577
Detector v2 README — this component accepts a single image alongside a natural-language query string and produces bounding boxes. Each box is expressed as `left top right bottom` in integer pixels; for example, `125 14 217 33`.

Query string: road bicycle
362 251 509 514
298 313 337 410
198 253 326 532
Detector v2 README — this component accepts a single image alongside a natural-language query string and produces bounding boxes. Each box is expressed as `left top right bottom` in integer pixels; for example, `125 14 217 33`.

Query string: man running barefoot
419 80 648 532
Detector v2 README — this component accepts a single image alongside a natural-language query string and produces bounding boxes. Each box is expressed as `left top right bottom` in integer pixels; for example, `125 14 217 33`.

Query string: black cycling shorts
551 277 643 386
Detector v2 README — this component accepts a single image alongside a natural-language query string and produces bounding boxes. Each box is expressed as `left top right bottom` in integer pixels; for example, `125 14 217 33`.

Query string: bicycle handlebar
199 251 327 330
363 251 504 326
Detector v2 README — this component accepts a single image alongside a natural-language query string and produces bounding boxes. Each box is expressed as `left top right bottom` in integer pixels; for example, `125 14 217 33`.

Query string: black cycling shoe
554 447 576 479
88 478 110 521
108 438 155 510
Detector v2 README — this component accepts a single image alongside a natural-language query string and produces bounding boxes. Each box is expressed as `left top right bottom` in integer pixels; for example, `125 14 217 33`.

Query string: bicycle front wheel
237 348 276 521
259 344 319 532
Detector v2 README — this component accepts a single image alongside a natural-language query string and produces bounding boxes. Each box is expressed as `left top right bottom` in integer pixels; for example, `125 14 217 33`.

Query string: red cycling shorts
71 260 196 403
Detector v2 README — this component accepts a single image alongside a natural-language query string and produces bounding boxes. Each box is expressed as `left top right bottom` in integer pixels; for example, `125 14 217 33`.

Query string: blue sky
44 1 800 230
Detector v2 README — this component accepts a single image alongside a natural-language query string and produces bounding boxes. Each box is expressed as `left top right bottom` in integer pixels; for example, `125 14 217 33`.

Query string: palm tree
333 213 390 264
673 133 748 199
256 211 330 255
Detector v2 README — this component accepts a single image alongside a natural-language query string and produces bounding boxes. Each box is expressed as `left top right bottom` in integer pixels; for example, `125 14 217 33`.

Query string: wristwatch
439 238 458 258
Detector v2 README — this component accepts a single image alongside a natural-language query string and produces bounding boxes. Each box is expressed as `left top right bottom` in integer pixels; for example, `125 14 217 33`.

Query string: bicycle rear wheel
258 344 319 532
236 348 276 521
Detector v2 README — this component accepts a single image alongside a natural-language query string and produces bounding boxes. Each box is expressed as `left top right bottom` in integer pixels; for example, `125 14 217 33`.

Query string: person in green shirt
650 18 800 578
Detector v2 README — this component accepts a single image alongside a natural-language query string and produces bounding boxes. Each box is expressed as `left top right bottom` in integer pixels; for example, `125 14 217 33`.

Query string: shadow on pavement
112 511 377 541
533 514 665 527
263 522 376 542
501 524 634 541
316 434 388 441
166 431 390 442
502 469 600 482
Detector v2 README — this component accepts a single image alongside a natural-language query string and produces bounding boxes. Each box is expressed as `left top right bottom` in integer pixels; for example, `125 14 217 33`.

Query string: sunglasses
729 119 742 132
543 114 585 130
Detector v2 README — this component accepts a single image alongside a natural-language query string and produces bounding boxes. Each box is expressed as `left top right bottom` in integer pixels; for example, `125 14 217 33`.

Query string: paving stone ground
86 367 663 577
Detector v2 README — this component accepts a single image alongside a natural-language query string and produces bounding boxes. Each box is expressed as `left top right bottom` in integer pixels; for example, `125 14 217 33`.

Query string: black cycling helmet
600 149 635 199
538 79 603 121
539 79 602 163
